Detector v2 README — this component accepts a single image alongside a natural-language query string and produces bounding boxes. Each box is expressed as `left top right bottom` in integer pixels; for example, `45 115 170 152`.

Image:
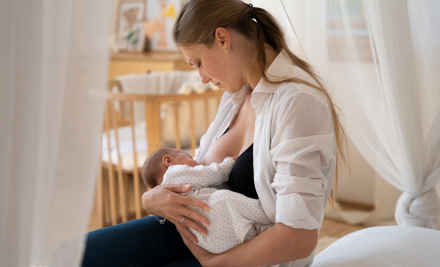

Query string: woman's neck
246 44 279 90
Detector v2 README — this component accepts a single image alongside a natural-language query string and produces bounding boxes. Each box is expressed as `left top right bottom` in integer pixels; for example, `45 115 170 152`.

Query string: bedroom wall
330 62 403 212
337 137 376 205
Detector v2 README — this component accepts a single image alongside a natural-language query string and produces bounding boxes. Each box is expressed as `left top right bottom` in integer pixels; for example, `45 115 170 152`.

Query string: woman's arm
142 184 211 241
182 223 318 267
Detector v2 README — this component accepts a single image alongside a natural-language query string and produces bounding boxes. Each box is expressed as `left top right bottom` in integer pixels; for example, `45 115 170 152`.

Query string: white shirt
194 50 336 267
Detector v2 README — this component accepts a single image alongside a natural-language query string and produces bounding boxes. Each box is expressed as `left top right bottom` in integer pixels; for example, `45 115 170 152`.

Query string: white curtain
255 0 440 228
362 0 440 229
0 0 111 266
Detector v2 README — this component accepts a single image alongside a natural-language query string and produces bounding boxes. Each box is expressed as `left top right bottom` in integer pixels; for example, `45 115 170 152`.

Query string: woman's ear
215 27 230 51
162 155 173 167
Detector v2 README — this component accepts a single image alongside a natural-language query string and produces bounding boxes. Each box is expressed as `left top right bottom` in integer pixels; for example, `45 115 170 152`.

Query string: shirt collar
253 49 294 94
231 83 252 107
230 49 295 108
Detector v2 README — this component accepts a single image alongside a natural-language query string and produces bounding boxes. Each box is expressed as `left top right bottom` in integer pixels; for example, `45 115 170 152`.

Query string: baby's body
142 148 274 254
161 158 274 254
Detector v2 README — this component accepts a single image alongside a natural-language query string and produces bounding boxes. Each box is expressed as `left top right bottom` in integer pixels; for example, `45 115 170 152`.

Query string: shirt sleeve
270 92 336 230
163 158 235 189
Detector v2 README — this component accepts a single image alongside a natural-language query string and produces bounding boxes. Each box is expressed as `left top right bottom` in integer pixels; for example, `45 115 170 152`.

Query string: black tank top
222 128 258 199
227 143 259 199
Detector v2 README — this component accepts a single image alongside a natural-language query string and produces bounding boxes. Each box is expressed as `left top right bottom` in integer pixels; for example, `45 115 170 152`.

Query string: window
326 0 374 62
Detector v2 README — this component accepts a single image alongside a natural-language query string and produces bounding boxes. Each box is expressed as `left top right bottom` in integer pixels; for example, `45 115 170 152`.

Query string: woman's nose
198 68 210 84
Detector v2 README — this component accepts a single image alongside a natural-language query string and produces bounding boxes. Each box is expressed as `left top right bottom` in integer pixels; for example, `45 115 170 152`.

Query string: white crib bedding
101 122 197 170
312 226 440 267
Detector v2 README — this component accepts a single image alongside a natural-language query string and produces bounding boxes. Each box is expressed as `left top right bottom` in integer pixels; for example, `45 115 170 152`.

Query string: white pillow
312 226 440 267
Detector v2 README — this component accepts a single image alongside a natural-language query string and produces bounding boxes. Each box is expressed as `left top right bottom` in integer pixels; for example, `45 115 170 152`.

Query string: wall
337 137 376 205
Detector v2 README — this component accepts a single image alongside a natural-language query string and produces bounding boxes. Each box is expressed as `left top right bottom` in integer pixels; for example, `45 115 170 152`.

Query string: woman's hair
173 0 349 205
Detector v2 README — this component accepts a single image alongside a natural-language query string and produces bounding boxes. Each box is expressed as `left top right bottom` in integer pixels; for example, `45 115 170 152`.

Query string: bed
312 226 440 266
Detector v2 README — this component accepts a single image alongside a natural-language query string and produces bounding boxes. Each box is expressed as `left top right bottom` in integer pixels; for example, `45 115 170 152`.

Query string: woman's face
180 29 248 94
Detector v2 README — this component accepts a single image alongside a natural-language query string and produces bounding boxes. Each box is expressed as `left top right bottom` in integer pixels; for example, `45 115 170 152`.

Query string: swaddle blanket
162 158 274 254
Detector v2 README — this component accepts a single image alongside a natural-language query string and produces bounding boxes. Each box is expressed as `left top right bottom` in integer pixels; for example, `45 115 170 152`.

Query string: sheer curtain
0 0 111 266
362 0 440 229
256 0 440 228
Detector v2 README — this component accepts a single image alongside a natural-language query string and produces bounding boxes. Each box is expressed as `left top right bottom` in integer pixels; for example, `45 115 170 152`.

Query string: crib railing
96 85 224 228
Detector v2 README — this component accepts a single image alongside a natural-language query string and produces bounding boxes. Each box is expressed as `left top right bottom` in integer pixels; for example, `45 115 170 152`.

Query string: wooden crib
96 78 224 228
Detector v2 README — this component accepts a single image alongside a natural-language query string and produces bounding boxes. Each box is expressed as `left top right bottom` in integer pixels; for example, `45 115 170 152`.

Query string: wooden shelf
108 51 193 80
111 51 183 62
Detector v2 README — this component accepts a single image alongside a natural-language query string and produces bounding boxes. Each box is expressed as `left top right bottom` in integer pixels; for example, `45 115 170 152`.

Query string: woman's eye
197 62 202 68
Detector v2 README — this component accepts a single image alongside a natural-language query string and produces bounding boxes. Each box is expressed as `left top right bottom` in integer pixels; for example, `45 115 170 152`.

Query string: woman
82 0 347 266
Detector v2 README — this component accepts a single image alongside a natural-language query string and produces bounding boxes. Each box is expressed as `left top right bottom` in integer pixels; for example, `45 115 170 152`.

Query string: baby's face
172 150 198 167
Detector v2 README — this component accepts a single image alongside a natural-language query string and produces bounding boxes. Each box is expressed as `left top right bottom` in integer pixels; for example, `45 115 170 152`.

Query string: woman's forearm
210 223 318 267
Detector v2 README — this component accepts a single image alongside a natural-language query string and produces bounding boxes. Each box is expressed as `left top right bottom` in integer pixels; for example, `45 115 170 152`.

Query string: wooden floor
319 217 365 239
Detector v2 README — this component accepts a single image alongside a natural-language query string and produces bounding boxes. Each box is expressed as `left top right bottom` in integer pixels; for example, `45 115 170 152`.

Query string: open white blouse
194 50 336 267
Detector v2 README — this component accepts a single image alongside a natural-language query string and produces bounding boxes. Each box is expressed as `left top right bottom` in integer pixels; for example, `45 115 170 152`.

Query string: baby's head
141 148 198 189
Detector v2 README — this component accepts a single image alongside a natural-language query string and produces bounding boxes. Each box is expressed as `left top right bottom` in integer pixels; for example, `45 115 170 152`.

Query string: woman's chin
223 85 243 94
224 88 236 94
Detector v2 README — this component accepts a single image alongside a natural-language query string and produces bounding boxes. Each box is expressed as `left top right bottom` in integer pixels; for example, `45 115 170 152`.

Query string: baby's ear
162 155 173 167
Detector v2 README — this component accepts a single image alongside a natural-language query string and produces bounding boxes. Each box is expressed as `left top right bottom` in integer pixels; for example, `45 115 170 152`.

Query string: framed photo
144 0 182 51
116 0 146 52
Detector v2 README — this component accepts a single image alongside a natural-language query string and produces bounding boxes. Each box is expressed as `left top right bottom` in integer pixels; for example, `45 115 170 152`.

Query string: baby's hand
224 155 238 162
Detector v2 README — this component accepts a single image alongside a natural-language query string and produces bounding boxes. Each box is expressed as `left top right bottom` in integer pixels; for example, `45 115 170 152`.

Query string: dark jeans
82 216 201 267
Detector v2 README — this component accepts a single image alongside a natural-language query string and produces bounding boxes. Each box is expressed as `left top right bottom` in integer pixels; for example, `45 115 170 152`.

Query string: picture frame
116 0 146 52
144 0 181 51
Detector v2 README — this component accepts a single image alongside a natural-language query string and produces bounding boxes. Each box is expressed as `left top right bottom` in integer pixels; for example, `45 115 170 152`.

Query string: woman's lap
82 216 201 267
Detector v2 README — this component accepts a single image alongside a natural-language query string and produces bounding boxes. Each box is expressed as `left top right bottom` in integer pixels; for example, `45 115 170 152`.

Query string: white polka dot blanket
162 158 274 254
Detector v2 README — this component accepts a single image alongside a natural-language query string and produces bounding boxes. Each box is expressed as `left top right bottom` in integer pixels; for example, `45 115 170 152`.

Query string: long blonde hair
173 0 349 204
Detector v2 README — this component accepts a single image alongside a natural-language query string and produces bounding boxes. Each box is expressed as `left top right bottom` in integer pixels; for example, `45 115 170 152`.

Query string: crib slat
102 168 110 225
110 102 128 223
173 101 181 150
189 100 196 156
104 101 118 225
153 100 162 152
145 100 156 155
129 101 142 220
97 137 104 228
204 98 210 131
145 99 162 155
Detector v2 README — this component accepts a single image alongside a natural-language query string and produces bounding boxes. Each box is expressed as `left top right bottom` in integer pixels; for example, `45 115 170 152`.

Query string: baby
142 148 274 254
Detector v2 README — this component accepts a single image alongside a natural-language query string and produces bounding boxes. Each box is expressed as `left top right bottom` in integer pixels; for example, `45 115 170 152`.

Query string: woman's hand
177 226 219 267
142 184 210 243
